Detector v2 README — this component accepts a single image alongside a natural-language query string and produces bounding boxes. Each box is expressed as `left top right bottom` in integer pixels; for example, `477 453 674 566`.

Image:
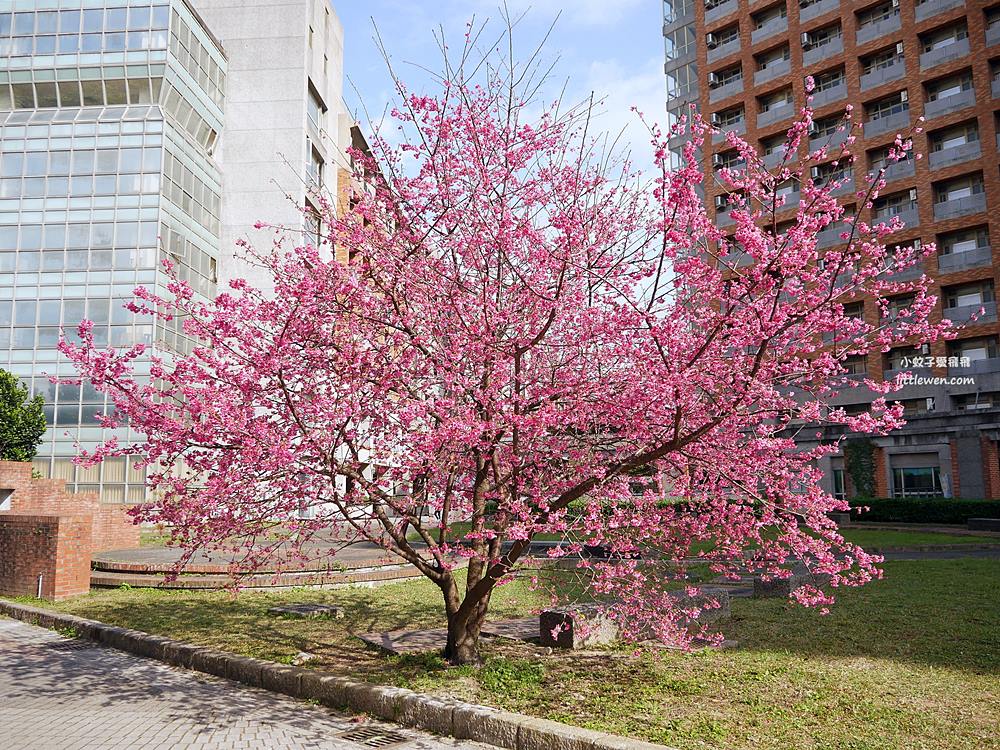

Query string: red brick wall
982 438 1000 500
874 446 889 498
950 440 961 499
0 461 139 551
0 514 93 600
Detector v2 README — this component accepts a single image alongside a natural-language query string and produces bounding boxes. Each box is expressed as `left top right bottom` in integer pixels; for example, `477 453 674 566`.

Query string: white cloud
574 56 667 169
477 0 647 26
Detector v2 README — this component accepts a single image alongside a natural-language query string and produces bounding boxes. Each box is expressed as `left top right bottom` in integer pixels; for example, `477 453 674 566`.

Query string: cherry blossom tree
60 25 950 665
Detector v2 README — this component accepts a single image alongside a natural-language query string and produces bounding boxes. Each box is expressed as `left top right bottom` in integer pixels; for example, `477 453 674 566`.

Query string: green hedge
850 497 1000 524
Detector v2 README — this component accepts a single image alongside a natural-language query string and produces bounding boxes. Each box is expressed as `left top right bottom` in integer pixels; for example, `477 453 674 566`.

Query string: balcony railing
831 177 855 196
855 14 901 46
987 23 1000 48
876 206 919 231
722 251 754 268
705 0 739 24
923 89 974 120
859 59 906 91
915 0 966 23
804 37 843 67
949 357 1000 375
717 210 736 227
812 82 847 107
712 120 746 143
809 128 848 153
755 59 791 85
709 78 744 103
878 159 916 184
817 225 849 248
938 245 992 273
762 150 786 169
800 0 840 23
707 38 741 64
920 39 971 70
884 262 923 282
863 109 910 138
933 192 987 221
944 302 998 325
758 104 793 128
752 16 788 45
927 141 981 170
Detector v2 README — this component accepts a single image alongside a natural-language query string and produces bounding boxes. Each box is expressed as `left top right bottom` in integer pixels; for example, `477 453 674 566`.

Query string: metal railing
927 141 981 170
933 193 987 221
919 39 971 71
938 245 992 273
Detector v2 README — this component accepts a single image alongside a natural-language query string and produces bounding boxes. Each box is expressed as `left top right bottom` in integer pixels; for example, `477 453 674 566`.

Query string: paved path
0 618 490 750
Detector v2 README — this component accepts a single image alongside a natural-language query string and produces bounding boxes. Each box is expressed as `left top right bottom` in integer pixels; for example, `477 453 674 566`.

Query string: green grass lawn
12 557 999 750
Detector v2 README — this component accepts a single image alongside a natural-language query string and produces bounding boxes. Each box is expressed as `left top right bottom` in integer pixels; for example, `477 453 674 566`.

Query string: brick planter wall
0 461 139 552
0 514 93 599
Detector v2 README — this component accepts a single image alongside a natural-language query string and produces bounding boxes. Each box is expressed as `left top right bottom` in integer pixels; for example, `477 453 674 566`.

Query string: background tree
0 368 46 462
60 23 950 665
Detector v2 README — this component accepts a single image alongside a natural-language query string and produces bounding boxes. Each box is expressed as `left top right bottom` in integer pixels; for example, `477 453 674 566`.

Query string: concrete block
225 655 267 687
452 704 522 750
398 693 458 735
753 575 800 598
517 716 604 750
260 663 305 697
592 732 680 750
347 683 413 721
189 648 232 679
161 640 203 669
300 672 361 709
539 605 619 649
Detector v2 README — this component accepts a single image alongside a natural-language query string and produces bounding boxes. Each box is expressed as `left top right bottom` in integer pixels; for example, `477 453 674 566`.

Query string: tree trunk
444 608 485 665
440 574 490 666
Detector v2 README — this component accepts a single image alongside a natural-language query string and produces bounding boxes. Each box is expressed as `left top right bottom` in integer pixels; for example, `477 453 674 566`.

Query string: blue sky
334 0 666 165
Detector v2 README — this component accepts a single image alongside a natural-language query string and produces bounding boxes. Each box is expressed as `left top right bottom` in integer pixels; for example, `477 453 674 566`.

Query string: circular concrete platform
91 538 446 590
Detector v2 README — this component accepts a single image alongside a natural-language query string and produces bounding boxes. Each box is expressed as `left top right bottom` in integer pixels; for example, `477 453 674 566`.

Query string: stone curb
0 599 676 750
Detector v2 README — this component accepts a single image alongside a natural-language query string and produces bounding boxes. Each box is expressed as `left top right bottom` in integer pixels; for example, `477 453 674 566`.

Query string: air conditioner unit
900 89 908 102
895 42 904 55
891 0 900 7
709 73 720 88
710 115 722 127
909 188 917 201
811 165 821 179
801 32 812 49
706 33 718 49
912 238 922 250
715 195 728 210
920 343 931 355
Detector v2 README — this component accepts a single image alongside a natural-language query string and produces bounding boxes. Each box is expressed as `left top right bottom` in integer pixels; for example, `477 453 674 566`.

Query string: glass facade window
0 0 226 501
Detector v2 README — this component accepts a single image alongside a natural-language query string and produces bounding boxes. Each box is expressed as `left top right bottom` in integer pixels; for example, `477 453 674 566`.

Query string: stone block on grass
161 640 202 669
268 603 345 619
539 604 619 649
753 574 802 598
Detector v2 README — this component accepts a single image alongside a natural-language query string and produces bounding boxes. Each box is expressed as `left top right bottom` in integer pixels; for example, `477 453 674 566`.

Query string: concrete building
663 0 1000 500
192 0 345 288
0 0 349 501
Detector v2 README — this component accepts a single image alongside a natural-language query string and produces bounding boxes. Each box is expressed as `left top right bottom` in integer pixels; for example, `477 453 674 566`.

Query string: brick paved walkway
0 618 491 750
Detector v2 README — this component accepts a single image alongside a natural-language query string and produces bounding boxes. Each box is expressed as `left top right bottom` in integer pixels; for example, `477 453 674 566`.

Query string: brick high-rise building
663 0 1000 501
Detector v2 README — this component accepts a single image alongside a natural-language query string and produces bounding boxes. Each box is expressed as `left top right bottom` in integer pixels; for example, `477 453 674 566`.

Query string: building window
930 121 978 152
814 67 846 92
713 105 745 128
939 226 989 255
925 71 973 102
832 468 846 501
844 354 867 375
857 0 899 28
955 392 1000 410
920 21 968 53
892 467 942 498
861 44 904 75
665 25 696 60
873 190 917 221
866 91 909 121
307 84 325 132
944 280 995 309
666 63 698 98
710 63 742 89
804 22 842 50
759 87 792 113
933 173 984 206
948 336 999 363
706 24 739 50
